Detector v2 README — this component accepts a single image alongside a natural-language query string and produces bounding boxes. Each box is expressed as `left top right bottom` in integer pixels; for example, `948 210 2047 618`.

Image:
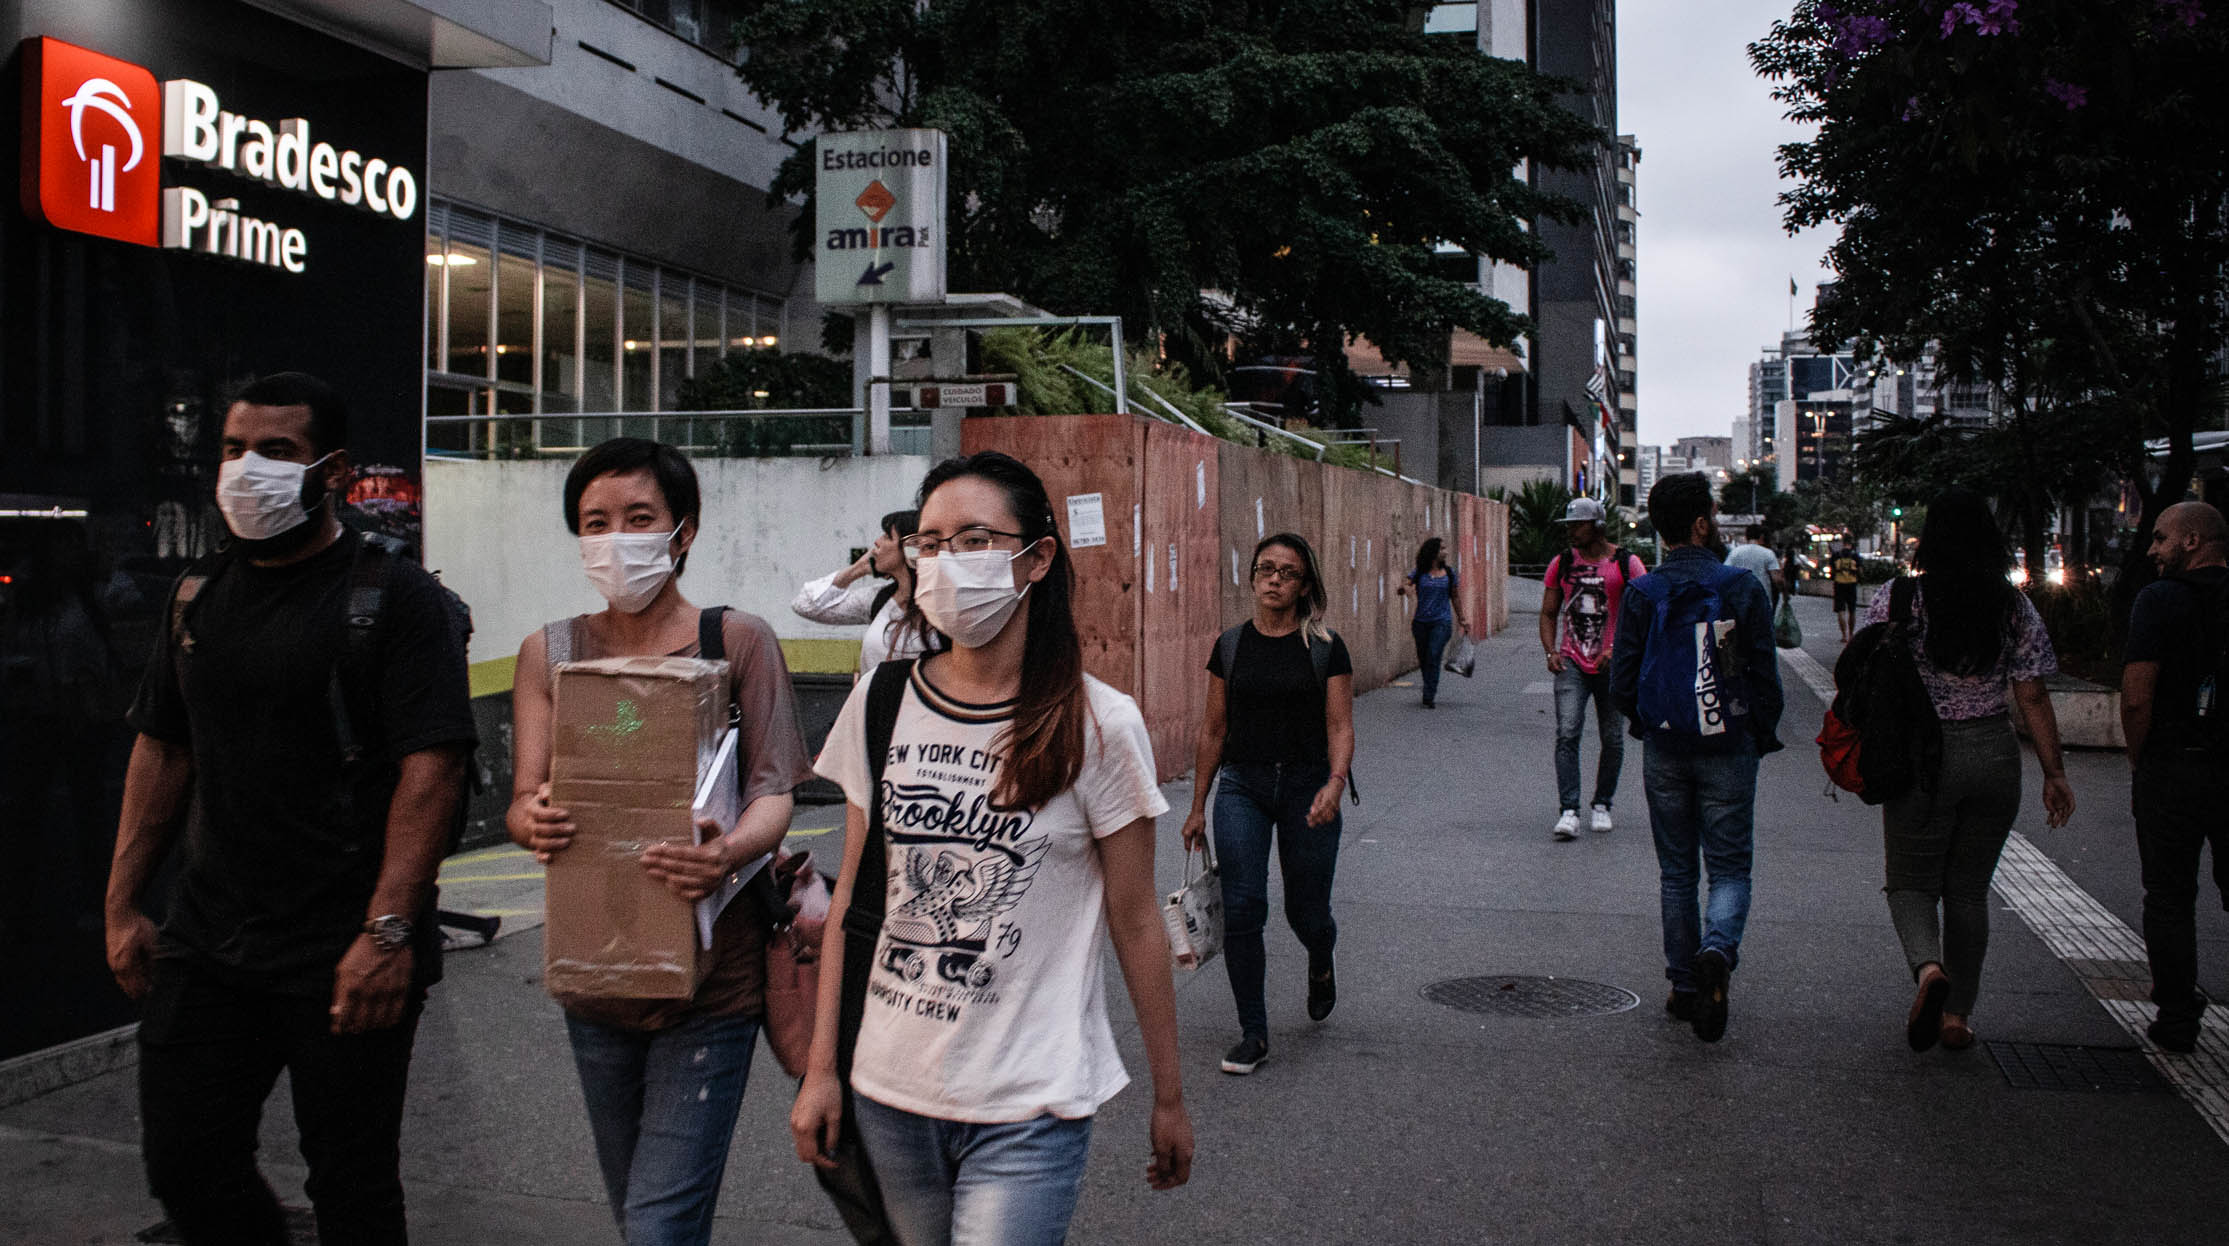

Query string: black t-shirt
1206 623 1352 766
2126 565 2229 758
128 535 477 996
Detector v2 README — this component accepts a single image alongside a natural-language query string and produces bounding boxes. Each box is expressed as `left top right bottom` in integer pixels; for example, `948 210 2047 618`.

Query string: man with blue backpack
1610 473 1783 1042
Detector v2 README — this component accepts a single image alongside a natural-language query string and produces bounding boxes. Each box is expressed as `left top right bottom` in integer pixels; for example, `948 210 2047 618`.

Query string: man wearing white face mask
107 373 476 1246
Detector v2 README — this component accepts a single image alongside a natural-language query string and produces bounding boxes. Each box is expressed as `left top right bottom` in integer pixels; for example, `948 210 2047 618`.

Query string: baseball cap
1560 498 1607 524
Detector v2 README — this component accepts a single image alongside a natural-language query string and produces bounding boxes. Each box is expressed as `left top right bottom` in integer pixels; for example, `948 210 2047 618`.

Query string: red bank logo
20 37 162 247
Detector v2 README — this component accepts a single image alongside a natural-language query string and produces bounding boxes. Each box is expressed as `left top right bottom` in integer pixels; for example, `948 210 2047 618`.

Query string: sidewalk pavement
6 583 2227 1244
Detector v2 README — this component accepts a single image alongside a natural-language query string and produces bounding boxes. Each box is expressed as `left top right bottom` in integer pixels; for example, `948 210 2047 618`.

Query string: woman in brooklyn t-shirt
794 451 1193 1241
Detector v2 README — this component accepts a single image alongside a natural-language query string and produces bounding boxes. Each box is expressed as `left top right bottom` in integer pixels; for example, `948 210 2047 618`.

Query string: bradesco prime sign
814 129 946 305
18 36 418 274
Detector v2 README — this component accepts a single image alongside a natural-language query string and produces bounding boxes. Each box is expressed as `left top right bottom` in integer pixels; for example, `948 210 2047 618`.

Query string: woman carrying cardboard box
507 437 813 1246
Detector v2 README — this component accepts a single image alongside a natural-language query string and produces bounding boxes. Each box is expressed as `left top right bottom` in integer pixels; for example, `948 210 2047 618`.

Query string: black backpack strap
835 656 914 1086
1305 630 1360 806
1215 625 1244 682
167 551 230 692
698 605 729 665
1889 575 1918 625
331 534 395 767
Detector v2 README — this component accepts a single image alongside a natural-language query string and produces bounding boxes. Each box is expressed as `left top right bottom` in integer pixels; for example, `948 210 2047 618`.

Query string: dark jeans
138 959 422 1246
1642 738 1759 991
1554 665 1623 812
1881 715 2021 1016
1412 618 1452 702
1212 761 1341 1039
2134 749 2229 1025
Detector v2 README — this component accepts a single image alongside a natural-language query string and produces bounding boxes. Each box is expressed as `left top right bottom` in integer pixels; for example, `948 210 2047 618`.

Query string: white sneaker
1590 805 1614 834
1553 810 1580 841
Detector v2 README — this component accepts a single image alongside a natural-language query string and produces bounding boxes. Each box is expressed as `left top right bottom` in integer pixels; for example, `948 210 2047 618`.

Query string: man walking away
2120 500 2229 1055
1540 497 1647 840
1611 474 1782 1042
1727 525 1781 599
1832 543 1863 643
105 373 476 1245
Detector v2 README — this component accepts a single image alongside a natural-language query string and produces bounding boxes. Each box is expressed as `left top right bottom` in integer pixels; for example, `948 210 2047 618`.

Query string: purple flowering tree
1752 1 2227 605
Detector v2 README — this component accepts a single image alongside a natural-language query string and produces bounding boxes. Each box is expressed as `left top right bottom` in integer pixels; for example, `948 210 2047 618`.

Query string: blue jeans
851 1095 1094 1246
1411 618 1452 702
1641 739 1760 991
1554 664 1623 812
564 1010 761 1246
1213 761 1342 1039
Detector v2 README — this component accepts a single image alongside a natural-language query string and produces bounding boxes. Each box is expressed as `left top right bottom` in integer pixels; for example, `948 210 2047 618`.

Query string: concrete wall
424 455 935 671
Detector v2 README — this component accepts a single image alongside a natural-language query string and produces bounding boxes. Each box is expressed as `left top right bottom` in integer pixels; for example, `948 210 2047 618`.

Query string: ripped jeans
565 1010 762 1246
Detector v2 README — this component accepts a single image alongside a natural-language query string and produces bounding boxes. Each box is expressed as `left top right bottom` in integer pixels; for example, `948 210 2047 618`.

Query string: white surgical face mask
579 527 679 614
915 545 1034 648
215 451 331 541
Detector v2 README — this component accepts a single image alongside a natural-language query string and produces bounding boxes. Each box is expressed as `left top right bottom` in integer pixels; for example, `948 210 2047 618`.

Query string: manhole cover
1421 975 1640 1018
1985 1041 2170 1093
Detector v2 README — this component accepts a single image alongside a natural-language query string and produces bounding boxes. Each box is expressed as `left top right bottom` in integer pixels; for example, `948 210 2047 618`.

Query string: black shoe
1666 990 1697 1022
1308 961 1336 1021
1220 1034 1269 1074
1691 949 1731 1043
1907 965 1950 1053
2148 1015 2200 1054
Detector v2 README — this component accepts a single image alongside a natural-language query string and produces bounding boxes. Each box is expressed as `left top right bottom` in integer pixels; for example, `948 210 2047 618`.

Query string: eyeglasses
901 526 1031 564
1251 563 1306 584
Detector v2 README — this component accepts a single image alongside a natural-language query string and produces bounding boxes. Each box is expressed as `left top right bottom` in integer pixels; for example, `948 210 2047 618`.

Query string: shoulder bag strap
330 534 390 767
542 618 574 671
834 657 914 1084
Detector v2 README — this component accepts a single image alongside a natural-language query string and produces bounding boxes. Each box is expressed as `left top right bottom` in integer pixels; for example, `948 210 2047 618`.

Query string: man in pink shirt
1539 498 1648 840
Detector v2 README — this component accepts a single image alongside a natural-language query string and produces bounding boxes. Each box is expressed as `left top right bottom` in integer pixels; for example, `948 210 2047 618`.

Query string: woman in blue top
1396 538 1467 707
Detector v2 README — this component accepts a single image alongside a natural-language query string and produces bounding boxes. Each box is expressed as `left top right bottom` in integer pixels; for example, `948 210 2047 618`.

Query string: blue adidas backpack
1629 563 1755 742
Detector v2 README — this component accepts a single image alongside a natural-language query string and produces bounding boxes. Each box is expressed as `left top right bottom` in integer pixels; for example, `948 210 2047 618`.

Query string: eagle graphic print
875 745 1050 1016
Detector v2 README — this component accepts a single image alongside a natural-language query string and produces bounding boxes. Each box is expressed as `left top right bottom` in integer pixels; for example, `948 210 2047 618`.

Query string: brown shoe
1940 1015 1975 1051
1907 964 1950 1052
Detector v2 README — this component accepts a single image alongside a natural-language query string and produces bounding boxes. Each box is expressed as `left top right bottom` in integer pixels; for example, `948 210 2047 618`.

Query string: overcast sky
1618 0 1835 450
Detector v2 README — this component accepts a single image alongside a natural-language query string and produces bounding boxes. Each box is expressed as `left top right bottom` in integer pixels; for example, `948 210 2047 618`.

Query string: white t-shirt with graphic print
814 664 1168 1123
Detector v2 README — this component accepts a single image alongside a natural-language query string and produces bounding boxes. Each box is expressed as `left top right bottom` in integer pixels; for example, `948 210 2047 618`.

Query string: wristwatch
363 914 414 951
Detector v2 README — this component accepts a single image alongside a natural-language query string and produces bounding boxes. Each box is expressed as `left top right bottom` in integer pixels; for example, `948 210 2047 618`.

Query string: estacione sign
19 36 417 274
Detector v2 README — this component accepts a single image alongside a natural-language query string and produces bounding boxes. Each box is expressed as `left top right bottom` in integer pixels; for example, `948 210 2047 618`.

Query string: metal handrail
422 408 919 460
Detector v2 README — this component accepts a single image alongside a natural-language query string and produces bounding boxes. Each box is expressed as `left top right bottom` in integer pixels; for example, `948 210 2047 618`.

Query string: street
4 582 2225 1245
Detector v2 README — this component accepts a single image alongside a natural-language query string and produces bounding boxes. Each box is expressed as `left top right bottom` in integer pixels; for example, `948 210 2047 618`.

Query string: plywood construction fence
963 414 1509 781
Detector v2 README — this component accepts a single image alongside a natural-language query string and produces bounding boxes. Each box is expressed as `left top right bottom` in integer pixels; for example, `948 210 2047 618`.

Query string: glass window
543 264 580 411
727 288 757 349
494 251 535 388
424 231 443 372
443 242 492 378
622 264 654 412
695 284 724 375
583 252 620 412
660 279 690 411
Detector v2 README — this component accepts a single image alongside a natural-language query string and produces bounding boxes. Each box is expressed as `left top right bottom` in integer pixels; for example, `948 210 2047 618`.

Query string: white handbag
1443 633 1477 678
1163 841 1224 971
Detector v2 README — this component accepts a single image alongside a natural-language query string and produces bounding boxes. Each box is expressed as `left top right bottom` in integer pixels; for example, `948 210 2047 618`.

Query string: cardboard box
544 656 727 999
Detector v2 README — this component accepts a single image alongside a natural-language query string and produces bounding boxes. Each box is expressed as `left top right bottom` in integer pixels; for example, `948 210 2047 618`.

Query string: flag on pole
1790 276 1799 297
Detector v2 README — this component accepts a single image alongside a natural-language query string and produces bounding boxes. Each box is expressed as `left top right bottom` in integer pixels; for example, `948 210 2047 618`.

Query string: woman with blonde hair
1181 533 1355 1075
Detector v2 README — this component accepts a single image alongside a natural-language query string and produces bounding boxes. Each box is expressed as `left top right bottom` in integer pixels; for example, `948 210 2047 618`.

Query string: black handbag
809 659 912 1244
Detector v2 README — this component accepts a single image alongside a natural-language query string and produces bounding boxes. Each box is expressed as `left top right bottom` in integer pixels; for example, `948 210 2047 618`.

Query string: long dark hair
1413 537 1445 580
869 508 919 620
912 452 1085 811
1257 533 1332 643
1913 488 2018 676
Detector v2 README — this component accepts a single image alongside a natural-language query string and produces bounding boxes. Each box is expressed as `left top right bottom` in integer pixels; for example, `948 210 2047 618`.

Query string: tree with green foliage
731 0 1598 420
1719 467 1802 544
1750 1 2229 596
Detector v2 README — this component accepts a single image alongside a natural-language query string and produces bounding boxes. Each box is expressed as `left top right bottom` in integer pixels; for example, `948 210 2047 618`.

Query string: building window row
604 1 754 62
425 199 790 433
